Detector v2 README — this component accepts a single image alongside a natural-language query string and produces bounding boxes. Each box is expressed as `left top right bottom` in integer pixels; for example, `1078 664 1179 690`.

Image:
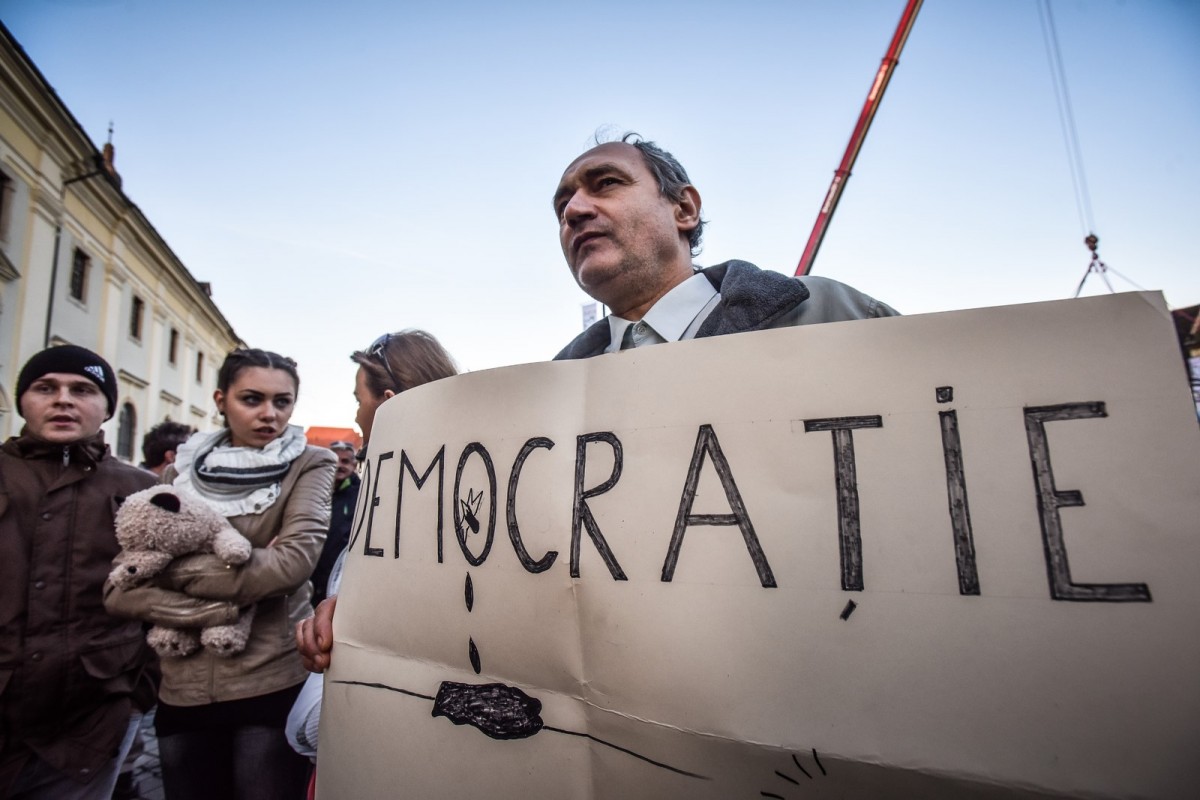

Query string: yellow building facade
0 24 242 457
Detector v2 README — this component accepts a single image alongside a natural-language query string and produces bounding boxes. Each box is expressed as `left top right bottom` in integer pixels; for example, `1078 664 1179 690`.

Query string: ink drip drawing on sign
335 442 716 783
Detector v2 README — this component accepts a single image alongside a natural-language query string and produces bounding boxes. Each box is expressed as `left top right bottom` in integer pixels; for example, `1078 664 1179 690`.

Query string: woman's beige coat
105 446 335 706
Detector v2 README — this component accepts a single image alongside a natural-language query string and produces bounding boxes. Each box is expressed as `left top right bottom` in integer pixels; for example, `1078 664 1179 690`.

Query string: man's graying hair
601 131 706 256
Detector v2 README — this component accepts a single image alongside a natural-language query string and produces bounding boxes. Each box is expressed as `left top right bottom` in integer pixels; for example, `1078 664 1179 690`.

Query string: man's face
213 366 296 449
20 373 109 444
553 143 696 314
333 448 357 481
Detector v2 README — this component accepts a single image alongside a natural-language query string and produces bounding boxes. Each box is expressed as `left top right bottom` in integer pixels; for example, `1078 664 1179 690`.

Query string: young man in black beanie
0 344 163 799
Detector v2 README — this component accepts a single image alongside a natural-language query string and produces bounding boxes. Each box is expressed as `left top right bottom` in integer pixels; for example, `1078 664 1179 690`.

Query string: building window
69 248 89 301
130 295 144 340
169 328 179 364
0 172 12 243
117 402 136 461
195 351 204 384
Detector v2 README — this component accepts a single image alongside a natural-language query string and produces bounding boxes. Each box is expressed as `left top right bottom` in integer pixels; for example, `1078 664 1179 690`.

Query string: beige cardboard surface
319 292 1200 798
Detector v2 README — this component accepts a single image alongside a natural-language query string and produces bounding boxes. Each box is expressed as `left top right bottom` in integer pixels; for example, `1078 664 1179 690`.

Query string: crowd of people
0 134 895 799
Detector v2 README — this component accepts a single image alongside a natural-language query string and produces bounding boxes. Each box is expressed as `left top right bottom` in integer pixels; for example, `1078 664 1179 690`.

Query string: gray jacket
555 260 898 360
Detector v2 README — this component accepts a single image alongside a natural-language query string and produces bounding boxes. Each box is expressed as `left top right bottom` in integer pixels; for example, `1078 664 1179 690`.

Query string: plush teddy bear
111 484 256 658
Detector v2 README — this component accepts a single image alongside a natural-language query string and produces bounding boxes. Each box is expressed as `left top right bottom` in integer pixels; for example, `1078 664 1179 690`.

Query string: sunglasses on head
367 333 402 393
329 441 356 452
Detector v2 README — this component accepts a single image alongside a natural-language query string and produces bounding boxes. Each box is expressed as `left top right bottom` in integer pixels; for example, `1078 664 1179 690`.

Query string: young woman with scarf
105 348 335 800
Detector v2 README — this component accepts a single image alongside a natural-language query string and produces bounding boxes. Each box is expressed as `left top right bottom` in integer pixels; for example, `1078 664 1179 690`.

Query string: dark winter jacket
0 430 158 789
312 472 360 607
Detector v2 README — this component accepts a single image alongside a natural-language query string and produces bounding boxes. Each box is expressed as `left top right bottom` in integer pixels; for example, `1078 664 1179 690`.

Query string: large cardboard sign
319 293 1200 798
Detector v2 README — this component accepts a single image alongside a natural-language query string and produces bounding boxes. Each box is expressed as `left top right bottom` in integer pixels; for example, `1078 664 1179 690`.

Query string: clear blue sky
3 0 1197 429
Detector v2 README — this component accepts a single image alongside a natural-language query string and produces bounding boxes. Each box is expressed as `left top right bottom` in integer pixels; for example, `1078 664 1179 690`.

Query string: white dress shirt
604 272 721 353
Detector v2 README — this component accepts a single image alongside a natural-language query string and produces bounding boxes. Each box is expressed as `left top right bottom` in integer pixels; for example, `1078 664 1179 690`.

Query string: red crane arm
796 0 923 276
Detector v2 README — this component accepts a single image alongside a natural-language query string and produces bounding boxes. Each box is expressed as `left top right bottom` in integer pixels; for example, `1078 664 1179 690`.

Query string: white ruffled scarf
173 424 307 516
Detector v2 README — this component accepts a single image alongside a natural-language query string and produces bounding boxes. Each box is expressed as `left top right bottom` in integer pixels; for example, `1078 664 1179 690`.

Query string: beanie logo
84 365 107 382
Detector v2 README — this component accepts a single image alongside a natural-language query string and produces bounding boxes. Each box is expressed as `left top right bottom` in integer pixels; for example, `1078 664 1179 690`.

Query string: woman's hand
296 595 337 673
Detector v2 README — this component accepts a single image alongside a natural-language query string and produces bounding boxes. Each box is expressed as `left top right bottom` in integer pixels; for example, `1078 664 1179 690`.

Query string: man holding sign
297 133 897 669
552 134 897 357
298 134 1200 799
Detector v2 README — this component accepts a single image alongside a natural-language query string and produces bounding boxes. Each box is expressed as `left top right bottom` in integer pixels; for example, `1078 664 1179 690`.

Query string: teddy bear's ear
149 492 182 513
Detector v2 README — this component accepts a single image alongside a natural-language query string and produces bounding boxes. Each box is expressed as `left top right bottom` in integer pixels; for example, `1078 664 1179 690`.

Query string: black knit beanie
17 345 119 420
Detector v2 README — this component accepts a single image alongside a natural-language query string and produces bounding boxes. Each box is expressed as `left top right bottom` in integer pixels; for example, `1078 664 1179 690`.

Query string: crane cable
1036 0 1142 297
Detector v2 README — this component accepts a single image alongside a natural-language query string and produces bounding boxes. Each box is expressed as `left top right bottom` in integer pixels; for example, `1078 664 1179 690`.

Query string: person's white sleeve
287 547 346 759
287 671 324 760
326 546 347 597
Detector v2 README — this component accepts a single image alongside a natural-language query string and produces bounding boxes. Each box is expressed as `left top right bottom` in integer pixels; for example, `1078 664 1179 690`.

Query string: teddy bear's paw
214 530 253 565
148 626 200 658
201 626 246 657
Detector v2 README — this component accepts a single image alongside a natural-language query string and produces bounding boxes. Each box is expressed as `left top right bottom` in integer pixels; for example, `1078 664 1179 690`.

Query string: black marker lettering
347 457 372 550
661 424 776 587
396 447 446 561
570 432 627 580
453 443 497 567
804 416 883 591
507 437 558 573
362 451 394 558
1024 402 1151 602
939 409 980 595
